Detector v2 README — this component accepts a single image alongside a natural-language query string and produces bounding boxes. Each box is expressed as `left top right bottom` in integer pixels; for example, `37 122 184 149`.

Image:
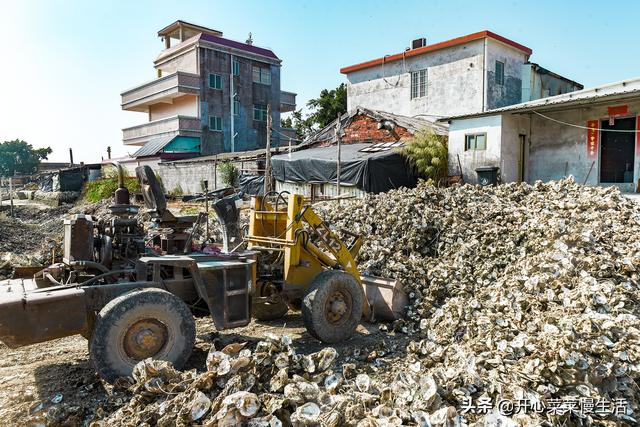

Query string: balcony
281 91 297 113
121 71 200 112
122 115 201 146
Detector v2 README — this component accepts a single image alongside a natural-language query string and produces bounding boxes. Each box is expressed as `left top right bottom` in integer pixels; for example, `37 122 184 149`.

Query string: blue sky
1 0 638 162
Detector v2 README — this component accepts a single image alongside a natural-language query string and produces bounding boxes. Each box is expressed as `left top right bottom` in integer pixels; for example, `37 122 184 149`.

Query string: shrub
403 129 448 182
218 161 239 187
168 185 184 197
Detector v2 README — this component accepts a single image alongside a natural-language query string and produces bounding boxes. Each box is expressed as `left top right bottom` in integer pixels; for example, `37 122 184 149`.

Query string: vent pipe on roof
411 38 427 49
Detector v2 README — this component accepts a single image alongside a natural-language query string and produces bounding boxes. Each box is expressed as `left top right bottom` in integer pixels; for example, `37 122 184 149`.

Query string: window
209 116 222 131
411 69 427 99
252 66 271 85
465 133 486 151
232 59 240 76
253 104 268 121
233 100 240 116
495 61 504 85
209 73 222 89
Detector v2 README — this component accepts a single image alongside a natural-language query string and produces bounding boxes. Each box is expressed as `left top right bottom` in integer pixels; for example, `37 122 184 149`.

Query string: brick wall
316 114 412 147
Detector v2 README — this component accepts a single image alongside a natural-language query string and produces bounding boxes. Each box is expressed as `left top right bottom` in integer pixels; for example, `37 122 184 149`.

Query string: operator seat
135 166 197 224
135 166 198 254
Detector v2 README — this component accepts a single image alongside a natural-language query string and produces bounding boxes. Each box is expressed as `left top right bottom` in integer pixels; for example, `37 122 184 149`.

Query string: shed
271 142 416 196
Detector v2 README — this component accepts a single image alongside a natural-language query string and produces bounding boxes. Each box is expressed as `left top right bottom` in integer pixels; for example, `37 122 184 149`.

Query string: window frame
208 73 222 90
232 59 240 76
209 115 223 131
233 100 240 116
465 133 487 151
252 66 271 85
495 61 504 85
410 69 428 99
253 104 268 122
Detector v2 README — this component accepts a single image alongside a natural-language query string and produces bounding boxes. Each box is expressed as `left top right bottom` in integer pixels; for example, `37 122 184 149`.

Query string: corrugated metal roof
443 76 640 121
132 134 176 157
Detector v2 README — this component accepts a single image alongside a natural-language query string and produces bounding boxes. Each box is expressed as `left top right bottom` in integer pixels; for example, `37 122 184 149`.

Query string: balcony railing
122 115 201 146
121 72 200 111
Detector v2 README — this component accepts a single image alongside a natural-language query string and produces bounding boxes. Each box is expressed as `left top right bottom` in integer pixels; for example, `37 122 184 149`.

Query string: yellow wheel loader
245 191 407 343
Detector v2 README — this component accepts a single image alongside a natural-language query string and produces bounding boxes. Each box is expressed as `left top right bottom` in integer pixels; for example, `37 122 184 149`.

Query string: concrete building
522 62 583 102
444 77 640 193
120 20 296 160
340 31 581 119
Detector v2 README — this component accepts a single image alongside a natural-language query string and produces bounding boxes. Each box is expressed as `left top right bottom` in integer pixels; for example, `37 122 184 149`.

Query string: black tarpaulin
238 174 264 195
271 143 417 193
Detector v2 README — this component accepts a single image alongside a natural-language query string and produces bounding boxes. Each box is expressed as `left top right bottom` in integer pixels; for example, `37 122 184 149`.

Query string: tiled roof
200 33 279 60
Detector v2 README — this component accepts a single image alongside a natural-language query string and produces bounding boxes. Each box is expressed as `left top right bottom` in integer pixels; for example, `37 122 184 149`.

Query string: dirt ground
0 204 71 279
0 311 408 426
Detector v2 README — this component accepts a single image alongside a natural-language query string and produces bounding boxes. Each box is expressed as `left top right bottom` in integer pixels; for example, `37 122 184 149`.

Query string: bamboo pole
335 112 341 197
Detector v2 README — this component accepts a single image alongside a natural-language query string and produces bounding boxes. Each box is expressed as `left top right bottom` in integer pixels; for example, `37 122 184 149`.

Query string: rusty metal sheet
0 287 88 348
11 266 45 279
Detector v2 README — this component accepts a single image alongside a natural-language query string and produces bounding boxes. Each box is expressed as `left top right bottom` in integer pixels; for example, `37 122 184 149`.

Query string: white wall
448 115 503 182
346 39 485 118
500 114 530 183
149 95 199 121
156 49 198 75
485 39 527 109
450 99 640 192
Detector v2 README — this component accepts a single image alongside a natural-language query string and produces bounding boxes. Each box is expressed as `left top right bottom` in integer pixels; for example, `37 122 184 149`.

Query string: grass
82 176 140 203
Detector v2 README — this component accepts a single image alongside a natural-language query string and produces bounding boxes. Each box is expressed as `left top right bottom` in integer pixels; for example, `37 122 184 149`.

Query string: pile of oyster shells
317 178 640 425
93 333 457 426
90 179 640 426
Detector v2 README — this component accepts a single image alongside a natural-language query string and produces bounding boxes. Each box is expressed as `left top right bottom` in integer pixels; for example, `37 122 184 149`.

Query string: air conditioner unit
411 38 427 49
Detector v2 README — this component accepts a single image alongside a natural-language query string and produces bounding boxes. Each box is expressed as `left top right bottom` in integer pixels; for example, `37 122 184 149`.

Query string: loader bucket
361 275 408 321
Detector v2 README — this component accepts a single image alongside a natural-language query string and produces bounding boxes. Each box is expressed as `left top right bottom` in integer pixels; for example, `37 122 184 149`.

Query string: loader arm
296 206 362 283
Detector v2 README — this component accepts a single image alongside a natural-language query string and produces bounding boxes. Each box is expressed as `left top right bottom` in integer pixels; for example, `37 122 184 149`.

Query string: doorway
518 134 526 182
600 117 636 183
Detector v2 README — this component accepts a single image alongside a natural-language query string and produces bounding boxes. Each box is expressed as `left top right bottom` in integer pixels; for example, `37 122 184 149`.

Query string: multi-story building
121 20 296 160
340 31 581 119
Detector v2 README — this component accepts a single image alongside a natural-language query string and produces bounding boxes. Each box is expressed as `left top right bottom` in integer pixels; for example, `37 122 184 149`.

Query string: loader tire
89 288 196 383
252 299 289 321
302 270 364 343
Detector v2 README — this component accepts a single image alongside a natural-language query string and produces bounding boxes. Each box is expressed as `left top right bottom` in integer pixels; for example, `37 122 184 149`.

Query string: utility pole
203 180 209 241
9 176 14 218
264 104 272 194
230 54 235 152
107 146 112 159
69 148 74 166
335 112 341 197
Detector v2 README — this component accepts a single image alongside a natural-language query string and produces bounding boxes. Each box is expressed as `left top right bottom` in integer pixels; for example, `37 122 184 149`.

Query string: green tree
285 109 316 141
307 83 347 129
403 129 448 182
281 84 348 142
0 140 52 176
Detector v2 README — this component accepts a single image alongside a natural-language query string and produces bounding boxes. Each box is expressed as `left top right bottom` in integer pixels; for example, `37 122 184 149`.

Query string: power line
532 110 640 133
270 127 303 142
